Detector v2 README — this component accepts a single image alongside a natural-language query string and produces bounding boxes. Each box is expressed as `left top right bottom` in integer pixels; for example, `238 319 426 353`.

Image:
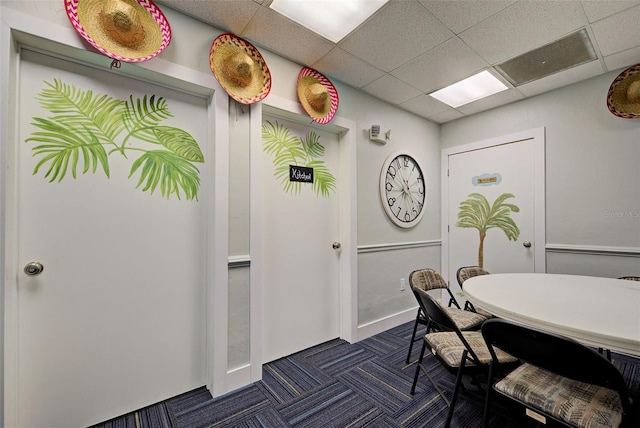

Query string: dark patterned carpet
92 320 640 427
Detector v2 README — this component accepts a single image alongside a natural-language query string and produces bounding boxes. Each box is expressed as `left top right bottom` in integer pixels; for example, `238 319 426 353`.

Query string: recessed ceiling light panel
429 70 508 108
270 0 389 43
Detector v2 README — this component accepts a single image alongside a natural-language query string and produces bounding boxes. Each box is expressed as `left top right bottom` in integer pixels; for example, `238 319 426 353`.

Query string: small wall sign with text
290 165 314 183
472 173 502 187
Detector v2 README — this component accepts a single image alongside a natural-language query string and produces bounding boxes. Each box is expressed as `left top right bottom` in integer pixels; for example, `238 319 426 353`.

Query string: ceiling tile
362 74 423 105
590 5 640 56
400 94 451 118
157 0 259 35
516 60 604 97
243 8 334 65
391 37 489 92
456 88 524 115
603 46 640 71
338 0 453 72
580 0 640 22
418 0 516 34
428 108 465 124
312 48 385 89
460 0 588 64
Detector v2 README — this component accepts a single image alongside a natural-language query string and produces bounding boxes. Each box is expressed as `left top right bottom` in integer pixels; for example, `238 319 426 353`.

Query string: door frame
1 8 229 424
248 95 357 384
441 127 546 286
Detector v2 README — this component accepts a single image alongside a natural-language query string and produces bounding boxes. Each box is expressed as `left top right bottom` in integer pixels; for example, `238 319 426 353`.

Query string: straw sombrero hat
607 64 640 119
297 67 339 124
65 0 171 63
209 33 271 105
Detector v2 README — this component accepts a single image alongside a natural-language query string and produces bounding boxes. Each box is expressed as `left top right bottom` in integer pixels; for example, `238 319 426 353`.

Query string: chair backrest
410 268 448 291
413 287 482 365
410 268 460 308
456 266 490 288
482 319 633 416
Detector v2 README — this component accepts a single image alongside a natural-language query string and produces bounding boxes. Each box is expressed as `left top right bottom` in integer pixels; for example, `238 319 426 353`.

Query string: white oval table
464 273 640 357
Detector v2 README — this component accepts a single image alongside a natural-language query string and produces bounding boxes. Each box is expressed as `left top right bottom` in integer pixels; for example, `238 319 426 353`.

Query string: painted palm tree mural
456 192 520 267
25 79 204 200
262 120 336 197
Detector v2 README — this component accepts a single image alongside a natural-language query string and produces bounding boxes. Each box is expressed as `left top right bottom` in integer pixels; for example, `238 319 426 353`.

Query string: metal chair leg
482 361 495 428
411 340 428 394
406 309 421 364
445 350 468 428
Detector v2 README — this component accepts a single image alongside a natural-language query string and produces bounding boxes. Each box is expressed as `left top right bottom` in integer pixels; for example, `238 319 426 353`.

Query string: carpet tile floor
93 320 640 428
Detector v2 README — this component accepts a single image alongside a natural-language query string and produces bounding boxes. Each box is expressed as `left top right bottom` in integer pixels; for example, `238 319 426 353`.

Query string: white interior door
261 114 341 363
13 50 211 427
446 131 545 301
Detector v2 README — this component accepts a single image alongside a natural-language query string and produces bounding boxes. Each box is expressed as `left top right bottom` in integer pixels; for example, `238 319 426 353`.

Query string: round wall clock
379 151 427 228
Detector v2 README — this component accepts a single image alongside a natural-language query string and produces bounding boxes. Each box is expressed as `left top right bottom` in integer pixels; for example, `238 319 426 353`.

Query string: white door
445 130 545 301
12 50 210 427
261 114 340 363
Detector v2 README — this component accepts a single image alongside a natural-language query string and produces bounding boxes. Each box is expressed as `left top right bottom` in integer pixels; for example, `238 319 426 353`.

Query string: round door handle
523 241 532 248
24 261 44 276
332 242 341 250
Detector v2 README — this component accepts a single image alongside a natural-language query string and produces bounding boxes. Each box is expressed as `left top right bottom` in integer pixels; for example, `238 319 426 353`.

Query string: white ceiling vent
495 29 597 87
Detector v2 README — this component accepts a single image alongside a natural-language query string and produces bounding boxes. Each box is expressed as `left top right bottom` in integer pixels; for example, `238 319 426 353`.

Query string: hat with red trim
607 64 640 119
296 67 339 124
209 33 272 105
65 0 172 63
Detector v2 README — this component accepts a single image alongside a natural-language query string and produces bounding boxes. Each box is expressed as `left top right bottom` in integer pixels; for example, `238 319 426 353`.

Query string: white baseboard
357 308 416 341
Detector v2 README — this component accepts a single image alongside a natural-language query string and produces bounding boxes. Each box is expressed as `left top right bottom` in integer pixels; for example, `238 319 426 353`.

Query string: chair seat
472 306 494 319
494 363 624 428
425 331 517 368
442 305 486 330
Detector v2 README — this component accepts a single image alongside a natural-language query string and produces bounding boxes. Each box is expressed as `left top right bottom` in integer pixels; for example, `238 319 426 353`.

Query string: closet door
14 49 211 427
261 114 341 363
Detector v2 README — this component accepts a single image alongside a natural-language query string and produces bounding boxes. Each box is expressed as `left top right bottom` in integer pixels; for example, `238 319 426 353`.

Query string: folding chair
456 265 494 318
482 318 637 427
405 268 486 364
410 288 517 428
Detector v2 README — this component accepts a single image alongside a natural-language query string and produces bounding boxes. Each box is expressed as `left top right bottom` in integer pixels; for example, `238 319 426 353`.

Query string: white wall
441 71 640 277
0 0 442 401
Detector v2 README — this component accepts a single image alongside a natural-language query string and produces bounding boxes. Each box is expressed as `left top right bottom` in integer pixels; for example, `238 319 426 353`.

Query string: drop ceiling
156 0 640 124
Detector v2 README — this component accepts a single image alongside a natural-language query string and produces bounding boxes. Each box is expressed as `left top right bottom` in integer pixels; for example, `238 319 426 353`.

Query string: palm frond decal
456 192 520 267
262 121 336 197
26 79 204 200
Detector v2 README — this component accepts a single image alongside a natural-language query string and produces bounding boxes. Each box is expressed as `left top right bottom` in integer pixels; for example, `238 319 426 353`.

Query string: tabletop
463 273 640 357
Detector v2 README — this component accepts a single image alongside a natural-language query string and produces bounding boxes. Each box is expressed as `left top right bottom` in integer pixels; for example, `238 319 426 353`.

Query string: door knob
332 242 341 250
24 261 44 276
522 241 532 248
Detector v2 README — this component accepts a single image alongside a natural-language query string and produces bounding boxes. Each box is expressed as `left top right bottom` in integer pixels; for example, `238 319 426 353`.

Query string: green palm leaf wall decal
262 121 336 197
456 192 520 267
26 79 204 200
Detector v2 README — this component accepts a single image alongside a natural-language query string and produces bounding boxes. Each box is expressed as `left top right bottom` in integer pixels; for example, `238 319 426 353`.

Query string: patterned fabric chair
456 266 494 318
410 288 517 428
481 319 637 428
405 268 487 364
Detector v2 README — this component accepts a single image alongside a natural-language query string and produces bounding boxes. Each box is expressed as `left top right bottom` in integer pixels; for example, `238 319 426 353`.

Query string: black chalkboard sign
289 165 313 183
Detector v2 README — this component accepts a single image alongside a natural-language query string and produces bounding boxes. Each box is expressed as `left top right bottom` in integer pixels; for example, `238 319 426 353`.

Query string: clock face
380 152 427 228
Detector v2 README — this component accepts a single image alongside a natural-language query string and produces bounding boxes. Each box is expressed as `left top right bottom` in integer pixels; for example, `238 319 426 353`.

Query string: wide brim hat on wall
65 0 172 63
297 67 339 124
607 64 640 119
209 33 272 105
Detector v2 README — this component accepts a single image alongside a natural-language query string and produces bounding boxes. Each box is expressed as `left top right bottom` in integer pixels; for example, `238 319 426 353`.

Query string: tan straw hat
607 64 640 119
297 67 339 124
65 0 172 63
209 33 272 105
